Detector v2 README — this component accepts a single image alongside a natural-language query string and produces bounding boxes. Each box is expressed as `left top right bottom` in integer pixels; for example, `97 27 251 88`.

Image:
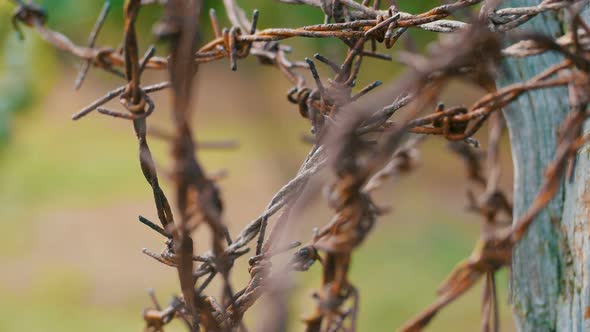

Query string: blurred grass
0 0 516 331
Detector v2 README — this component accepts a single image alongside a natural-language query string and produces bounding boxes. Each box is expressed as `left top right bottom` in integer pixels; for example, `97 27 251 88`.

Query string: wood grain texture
499 2 590 331
498 1 571 331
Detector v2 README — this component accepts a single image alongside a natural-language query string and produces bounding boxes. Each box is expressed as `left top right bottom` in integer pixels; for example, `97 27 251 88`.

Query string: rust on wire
9 0 590 331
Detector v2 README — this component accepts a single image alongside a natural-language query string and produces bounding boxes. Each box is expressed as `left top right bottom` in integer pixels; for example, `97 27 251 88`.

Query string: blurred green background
0 1 515 331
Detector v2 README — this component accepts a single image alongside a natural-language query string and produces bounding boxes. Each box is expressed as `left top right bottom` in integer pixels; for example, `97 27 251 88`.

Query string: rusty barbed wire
399 112 513 332
9 0 590 331
8 0 583 81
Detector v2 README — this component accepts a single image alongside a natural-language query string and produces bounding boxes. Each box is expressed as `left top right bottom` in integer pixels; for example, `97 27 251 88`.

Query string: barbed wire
8 0 590 331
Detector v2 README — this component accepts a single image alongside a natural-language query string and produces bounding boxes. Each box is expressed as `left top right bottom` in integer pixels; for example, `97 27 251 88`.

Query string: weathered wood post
500 1 590 330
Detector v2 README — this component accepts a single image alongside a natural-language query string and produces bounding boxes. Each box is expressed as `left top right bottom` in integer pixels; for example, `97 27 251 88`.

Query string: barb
74 1 111 90
400 112 512 332
10 0 581 77
10 0 590 331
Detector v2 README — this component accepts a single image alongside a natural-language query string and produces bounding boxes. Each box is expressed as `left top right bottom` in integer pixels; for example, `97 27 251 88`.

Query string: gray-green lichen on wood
555 11 590 332
500 1 590 331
